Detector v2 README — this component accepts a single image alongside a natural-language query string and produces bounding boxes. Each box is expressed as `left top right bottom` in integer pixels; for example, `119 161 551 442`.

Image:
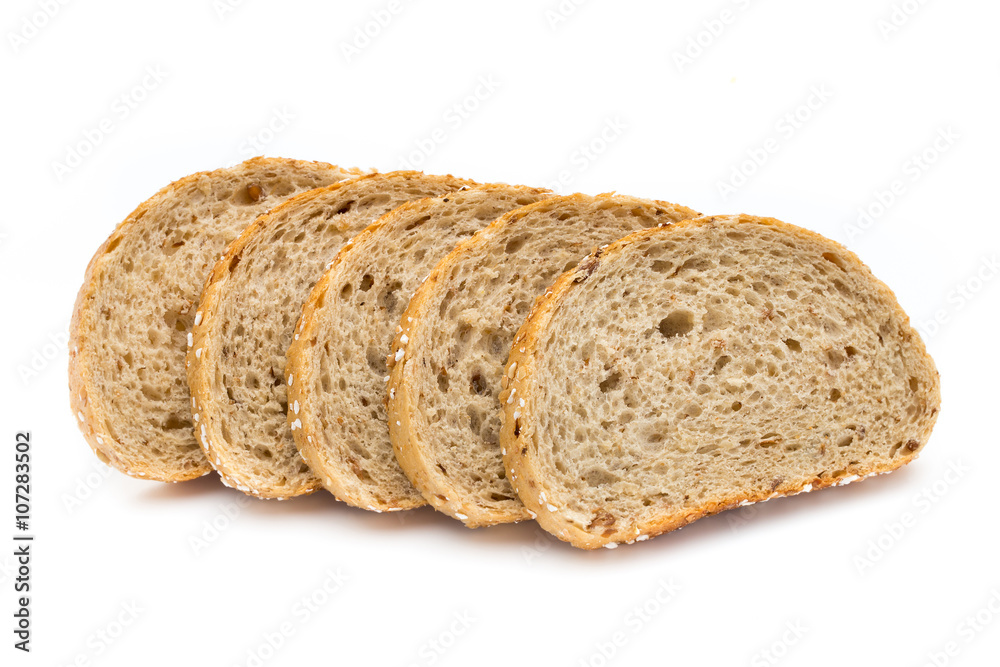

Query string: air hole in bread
681 257 713 272
163 414 191 431
758 433 781 447
584 469 619 486
505 235 528 253
380 280 401 313
599 371 621 393
822 252 849 271
405 215 431 230
470 373 489 396
141 384 163 401
359 274 374 291
658 311 694 338
466 406 482 434
366 345 387 375
713 355 732 373
487 333 507 359
784 338 802 352
439 290 455 318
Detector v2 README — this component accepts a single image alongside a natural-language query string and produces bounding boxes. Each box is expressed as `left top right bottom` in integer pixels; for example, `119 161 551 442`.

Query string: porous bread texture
69 157 360 482
288 184 554 511
387 194 699 526
188 171 476 499
501 215 941 549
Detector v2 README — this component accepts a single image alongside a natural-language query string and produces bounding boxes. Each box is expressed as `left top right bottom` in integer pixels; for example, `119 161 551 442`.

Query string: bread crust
287 183 551 511
193 172 476 500
501 214 942 549
386 194 700 527
69 157 360 483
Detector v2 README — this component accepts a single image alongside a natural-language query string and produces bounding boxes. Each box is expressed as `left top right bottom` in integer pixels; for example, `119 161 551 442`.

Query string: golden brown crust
386 194 700 528
287 183 550 512
220 172 477 504
69 157 360 484
385 198 568 526
500 214 942 549
188 171 449 500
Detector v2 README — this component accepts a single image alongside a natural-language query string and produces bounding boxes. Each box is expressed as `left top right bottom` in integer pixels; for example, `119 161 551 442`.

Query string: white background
1 1 998 665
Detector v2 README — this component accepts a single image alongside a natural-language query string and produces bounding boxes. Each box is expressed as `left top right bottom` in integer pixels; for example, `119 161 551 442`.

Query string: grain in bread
187 171 476 499
69 157 360 482
501 215 942 548
386 194 699 526
287 184 554 511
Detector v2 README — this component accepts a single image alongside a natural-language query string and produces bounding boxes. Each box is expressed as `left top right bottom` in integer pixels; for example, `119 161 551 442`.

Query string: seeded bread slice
69 157 361 482
386 194 699 526
501 214 942 549
287 184 554 511
187 171 476 499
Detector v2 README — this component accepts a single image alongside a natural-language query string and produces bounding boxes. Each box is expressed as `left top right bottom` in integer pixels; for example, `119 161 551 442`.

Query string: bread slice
187 171 476 499
287 184 554 511
69 157 360 482
386 194 699 526
501 214 942 549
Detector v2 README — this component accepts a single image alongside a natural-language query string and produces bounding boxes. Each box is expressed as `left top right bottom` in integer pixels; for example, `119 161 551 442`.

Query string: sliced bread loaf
501 215 942 549
287 184 554 511
69 157 360 482
187 171 476 499
386 194 699 526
